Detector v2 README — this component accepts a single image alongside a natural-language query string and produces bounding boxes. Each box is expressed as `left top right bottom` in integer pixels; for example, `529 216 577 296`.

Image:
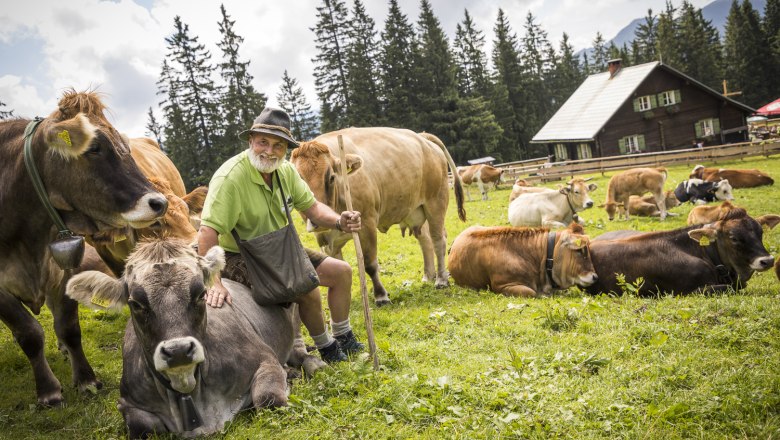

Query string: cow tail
419 132 467 222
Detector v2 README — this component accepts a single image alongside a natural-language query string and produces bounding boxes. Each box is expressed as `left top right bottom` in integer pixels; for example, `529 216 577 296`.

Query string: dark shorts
222 248 328 289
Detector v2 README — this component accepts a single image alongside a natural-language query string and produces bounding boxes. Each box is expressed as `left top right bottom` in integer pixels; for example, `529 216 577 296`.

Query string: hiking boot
318 340 347 363
334 330 365 355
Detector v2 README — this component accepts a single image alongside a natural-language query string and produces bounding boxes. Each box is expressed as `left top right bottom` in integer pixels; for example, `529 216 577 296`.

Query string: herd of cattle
1 90 778 437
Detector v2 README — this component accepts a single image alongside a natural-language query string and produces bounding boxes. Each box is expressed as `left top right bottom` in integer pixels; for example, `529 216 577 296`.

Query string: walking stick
337 135 379 370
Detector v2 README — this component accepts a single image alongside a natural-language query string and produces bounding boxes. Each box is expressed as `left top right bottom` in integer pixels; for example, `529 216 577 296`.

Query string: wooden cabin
531 59 755 161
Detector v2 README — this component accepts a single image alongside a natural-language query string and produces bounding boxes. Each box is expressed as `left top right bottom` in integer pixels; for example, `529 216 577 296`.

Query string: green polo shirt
200 150 316 253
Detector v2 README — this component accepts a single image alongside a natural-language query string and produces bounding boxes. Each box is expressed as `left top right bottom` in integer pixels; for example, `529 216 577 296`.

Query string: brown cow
687 200 739 225
458 164 504 201
628 191 680 217
603 167 668 220
587 208 780 295
0 89 167 405
690 164 774 188
448 223 598 297
291 128 465 305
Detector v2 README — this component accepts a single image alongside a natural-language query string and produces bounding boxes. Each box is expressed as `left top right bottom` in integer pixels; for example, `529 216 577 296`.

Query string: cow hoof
375 299 391 307
434 280 449 289
77 379 103 395
38 393 65 408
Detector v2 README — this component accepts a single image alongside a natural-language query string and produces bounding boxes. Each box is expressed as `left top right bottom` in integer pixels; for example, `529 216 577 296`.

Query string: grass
2 155 780 438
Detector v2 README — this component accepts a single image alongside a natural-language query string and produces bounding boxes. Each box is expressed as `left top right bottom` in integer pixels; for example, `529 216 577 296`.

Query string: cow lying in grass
67 239 324 437
687 200 739 225
508 178 597 228
690 164 774 188
448 223 597 297
627 191 680 217
674 179 734 205
603 167 668 221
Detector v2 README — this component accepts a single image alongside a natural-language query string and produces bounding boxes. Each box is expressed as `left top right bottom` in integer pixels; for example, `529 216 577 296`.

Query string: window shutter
713 119 721 134
639 135 646 151
695 121 703 138
633 98 641 112
650 95 658 108
674 89 681 103
618 138 627 154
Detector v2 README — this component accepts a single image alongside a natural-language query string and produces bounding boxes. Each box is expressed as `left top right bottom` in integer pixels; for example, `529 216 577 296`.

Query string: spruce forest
153 0 780 189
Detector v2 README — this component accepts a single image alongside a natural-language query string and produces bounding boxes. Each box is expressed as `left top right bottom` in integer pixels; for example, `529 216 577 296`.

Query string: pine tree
453 9 491 98
550 33 583 111
676 0 723 89
591 32 608 72
216 4 267 160
724 0 773 107
634 9 658 64
655 1 683 68
145 107 163 146
491 8 526 160
344 0 383 127
519 12 555 157
450 95 503 164
379 0 418 129
277 70 320 142
311 0 351 131
0 100 13 119
156 58 199 186
763 0 780 98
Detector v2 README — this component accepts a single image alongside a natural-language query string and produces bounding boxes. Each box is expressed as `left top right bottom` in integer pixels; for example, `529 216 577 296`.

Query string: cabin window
637 95 653 111
554 143 568 161
577 143 592 159
658 89 681 106
695 118 721 137
618 135 646 154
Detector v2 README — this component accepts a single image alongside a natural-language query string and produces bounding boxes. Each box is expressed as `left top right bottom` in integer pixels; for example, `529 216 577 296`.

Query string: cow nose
585 201 593 208
758 256 774 269
147 193 168 217
160 340 196 367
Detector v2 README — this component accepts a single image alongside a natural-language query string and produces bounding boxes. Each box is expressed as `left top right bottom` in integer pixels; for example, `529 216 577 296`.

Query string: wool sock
331 318 352 337
312 331 335 349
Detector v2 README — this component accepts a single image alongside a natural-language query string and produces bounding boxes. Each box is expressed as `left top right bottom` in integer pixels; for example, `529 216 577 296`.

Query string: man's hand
206 279 232 308
339 211 361 232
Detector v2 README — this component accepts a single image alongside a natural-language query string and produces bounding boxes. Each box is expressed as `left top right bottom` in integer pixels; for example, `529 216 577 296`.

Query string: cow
0 89 168 406
66 239 324 437
448 223 598 297
458 164 504 201
87 137 208 276
507 178 597 228
690 164 774 188
587 208 780 296
687 200 739 225
673 178 734 205
627 191 680 217
290 128 466 305
508 179 541 202
602 167 668 221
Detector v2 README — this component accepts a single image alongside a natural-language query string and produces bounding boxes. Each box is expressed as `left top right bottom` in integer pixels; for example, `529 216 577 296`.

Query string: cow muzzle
578 272 599 286
750 255 774 271
123 192 169 228
153 337 205 393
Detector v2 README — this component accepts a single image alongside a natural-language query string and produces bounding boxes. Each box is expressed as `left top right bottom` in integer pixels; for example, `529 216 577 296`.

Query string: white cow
508 178 597 228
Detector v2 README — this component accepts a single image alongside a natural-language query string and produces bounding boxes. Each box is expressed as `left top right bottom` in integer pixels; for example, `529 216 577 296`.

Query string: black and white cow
66 239 324 438
674 178 734 204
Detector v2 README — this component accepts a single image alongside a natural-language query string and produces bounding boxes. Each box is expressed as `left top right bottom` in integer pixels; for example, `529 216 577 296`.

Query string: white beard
248 150 282 174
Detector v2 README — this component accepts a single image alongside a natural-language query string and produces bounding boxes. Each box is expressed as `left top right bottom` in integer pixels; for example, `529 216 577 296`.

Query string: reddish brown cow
458 164 504 201
0 90 167 405
603 167 668 220
690 164 774 188
448 223 597 297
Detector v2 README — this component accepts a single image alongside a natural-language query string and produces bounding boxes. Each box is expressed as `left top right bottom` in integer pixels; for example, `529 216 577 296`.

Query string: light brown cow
603 167 668 220
628 191 680 217
508 179 540 202
448 223 598 297
690 164 774 188
458 164 504 201
291 128 465 305
87 137 207 276
687 200 739 225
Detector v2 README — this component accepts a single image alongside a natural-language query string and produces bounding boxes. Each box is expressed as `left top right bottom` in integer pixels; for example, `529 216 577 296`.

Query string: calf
448 223 597 297
603 167 668 220
687 200 739 225
508 178 597 228
458 164 504 201
509 180 544 202
690 164 774 188
674 178 734 204
628 191 680 217
66 239 323 437
587 208 780 295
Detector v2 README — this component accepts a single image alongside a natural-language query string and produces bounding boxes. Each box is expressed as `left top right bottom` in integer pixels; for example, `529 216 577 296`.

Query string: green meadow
2 155 780 439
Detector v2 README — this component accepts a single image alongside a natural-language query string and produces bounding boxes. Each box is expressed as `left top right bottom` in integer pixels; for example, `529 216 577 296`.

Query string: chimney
607 58 622 78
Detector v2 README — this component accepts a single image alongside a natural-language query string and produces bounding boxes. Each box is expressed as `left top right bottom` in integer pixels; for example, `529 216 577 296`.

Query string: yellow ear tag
58 130 72 147
698 236 711 247
113 234 127 243
574 238 582 247
90 292 112 309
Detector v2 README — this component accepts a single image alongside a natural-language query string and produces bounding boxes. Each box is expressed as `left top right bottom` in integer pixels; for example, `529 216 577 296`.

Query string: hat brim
238 128 300 148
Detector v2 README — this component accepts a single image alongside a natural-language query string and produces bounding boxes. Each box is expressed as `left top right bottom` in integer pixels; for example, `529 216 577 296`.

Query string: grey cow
67 239 324 438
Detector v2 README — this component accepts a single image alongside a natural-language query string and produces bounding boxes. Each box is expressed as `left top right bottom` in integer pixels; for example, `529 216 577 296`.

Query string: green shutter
713 119 721 134
650 95 658 108
618 138 627 154
674 89 681 103
633 98 640 112
639 135 646 151
695 121 703 138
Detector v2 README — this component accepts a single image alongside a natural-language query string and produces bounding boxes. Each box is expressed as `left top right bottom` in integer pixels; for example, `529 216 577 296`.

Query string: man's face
248 133 288 174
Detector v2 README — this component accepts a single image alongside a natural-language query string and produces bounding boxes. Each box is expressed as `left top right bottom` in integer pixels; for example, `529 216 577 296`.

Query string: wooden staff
337 135 379 370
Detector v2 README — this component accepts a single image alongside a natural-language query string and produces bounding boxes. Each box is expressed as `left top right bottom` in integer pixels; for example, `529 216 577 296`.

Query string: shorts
222 247 328 289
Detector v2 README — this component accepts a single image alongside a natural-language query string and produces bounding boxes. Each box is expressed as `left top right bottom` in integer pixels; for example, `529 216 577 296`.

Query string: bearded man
197 107 364 363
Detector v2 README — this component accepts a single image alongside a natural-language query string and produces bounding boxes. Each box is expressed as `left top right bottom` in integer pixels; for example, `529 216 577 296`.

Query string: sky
0 0 713 138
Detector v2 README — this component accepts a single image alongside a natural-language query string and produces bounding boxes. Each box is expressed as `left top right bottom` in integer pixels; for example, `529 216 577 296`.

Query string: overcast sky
0 0 712 137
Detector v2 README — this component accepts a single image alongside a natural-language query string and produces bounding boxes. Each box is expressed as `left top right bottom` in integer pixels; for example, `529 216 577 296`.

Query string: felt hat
238 107 299 147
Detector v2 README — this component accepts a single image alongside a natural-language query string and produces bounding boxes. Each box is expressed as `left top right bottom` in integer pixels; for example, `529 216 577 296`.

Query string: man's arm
198 225 232 308
302 201 361 233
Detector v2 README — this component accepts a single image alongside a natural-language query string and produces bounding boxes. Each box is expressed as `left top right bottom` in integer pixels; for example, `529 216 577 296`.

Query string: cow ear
66 271 127 312
183 186 208 215
44 113 97 158
587 183 598 191
345 154 363 174
200 246 226 286
756 214 780 230
688 227 717 244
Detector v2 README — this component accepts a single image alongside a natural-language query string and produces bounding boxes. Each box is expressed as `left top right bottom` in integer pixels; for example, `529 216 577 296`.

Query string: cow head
135 177 205 243
290 141 363 232
36 90 167 234
688 209 780 284
711 179 734 201
561 178 597 211
553 223 598 288
66 239 225 394
664 190 681 209
602 201 623 221
690 164 705 179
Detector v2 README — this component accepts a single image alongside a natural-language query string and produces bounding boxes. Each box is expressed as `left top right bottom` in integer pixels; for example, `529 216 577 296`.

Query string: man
197 107 364 363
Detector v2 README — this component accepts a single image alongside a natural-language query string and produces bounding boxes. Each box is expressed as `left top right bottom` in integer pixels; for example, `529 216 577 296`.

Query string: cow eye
328 174 336 184
127 298 147 313
86 142 101 155
195 288 207 302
